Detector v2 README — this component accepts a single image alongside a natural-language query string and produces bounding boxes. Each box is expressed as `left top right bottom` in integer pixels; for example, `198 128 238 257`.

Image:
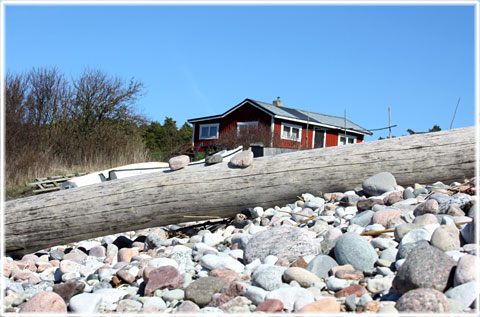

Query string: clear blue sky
4 3 476 141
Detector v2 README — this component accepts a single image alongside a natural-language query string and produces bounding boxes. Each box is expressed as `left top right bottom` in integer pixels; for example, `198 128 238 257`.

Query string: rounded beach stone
144 265 183 296
305 254 338 279
244 226 317 264
349 210 374 227
396 240 429 260
69 293 103 314
454 254 477 286
52 280 85 303
392 244 456 294
209 268 239 284
444 281 477 307
362 172 397 196
333 232 378 271
334 284 368 298
255 299 284 313
413 199 439 216
229 150 253 168
430 225 460 251
175 300 200 313
395 288 449 313
205 153 223 165
371 208 402 227
298 297 340 313
282 267 321 288
168 155 190 170
252 265 286 291
265 287 314 312
413 213 438 226
384 191 403 206
184 276 226 307
19 291 67 313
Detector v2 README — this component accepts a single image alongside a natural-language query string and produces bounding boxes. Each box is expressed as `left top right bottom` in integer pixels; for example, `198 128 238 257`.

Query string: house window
339 134 356 145
199 123 219 140
237 121 258 136
281 122 302 142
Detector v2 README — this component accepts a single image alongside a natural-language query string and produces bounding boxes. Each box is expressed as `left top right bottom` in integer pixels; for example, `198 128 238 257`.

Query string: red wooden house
187 98 372 150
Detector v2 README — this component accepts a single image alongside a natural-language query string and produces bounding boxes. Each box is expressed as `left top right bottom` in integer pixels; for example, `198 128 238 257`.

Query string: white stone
200 254 245 273
249 225 266 235
264 255 279 265
69 293 103 314
265 286 314 312
202 231 224 247
245 258 262 272
345 206 358 215
399 228 431 247
326 276 349 291
367 277 393 294
162 289 184 302
142 296 167 310
370 238 398 250
193 242 218 256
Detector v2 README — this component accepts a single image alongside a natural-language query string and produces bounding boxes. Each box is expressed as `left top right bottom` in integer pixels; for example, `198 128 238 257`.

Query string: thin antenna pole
306 111 310 149
450 97 461 129
388 107 391 139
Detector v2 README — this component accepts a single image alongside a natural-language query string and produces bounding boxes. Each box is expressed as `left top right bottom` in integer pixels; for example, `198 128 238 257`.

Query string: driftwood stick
4 126 475 255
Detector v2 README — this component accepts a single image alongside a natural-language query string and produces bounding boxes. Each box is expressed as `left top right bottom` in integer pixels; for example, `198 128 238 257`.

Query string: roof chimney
273 96 283 107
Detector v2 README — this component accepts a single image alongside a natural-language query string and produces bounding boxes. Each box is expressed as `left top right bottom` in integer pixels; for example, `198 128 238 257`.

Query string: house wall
192 102 366 150
192 102 272 149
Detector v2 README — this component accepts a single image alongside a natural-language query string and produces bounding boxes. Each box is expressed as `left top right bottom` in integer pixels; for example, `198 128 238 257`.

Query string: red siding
192 102 271 149
192 102 366 150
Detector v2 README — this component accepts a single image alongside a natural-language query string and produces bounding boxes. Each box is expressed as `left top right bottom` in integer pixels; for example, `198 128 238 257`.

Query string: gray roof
187 98 372 136
250 99 372 135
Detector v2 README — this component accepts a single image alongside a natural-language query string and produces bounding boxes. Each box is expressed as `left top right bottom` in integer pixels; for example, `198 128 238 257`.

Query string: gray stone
305 254 338 279
398 228 430 248
244 226 317 264
184 276 226 307
144 233 166 250
326 276 349 291
429 193 472 213
460 219 475 244
231 233 251 250
252 265 286 291
357 293 373 306
413 187 428 197
395 288 450 313
243 285 267 306
349 210 374 227
396 240 430 260
362 172 397 196
168 155 190 170
334 232 378 271
430 225 460 251
447 298 469 313
345 294 357 311
403 187 415 199
230 150 253 168
444 281 477 307
205 153 223 165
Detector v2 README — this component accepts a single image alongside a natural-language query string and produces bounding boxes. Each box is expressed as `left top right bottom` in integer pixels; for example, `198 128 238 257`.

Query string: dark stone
356 200 375 212
392 244 456 294
341 194 361 204
395 288 450 313
112 236 134 250
133 235 147 243
52 280 85 303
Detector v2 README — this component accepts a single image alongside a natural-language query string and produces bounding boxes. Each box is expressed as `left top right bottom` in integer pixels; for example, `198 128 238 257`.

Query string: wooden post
388 107 392 139
4 126 475 255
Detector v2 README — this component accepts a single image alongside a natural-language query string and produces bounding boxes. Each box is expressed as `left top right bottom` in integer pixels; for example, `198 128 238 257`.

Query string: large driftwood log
4 126 475 255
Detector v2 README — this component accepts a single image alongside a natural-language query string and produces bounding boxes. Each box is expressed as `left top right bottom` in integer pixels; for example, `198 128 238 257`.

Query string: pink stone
334 284 368 298
219 296 250 311
230 150 253 168
117 270 136 284
413 199 439 216
372 208 402 227
255 299 284 313
15 260 37 272
209 268 239 283
59 259 85 274
36 262 53 273
383 191 403 206
220 281 248 297
175 300 200 313
298 297 340 313
13 271 41 284
324 228 343 241
168 155 190 170
117 248 138 264
329 264 355 276
335 269 364 280
144 265 183 295
20 291 67 313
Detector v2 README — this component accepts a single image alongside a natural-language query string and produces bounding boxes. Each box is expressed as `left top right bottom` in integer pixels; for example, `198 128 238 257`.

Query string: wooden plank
4 126 475 255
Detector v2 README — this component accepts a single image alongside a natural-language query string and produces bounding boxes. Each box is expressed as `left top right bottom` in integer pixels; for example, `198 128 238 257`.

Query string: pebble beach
2 171 478 314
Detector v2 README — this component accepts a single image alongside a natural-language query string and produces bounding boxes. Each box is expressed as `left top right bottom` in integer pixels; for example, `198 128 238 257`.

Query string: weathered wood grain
4 126 475 255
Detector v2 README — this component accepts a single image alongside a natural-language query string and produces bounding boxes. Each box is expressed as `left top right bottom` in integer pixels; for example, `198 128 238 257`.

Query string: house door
314 128 324 148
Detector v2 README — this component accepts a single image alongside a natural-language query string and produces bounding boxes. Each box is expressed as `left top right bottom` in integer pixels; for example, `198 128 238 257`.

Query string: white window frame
237 121 259 136
281 122 302 142
312 128 326 148
199 123 220 140
338 133 357 146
